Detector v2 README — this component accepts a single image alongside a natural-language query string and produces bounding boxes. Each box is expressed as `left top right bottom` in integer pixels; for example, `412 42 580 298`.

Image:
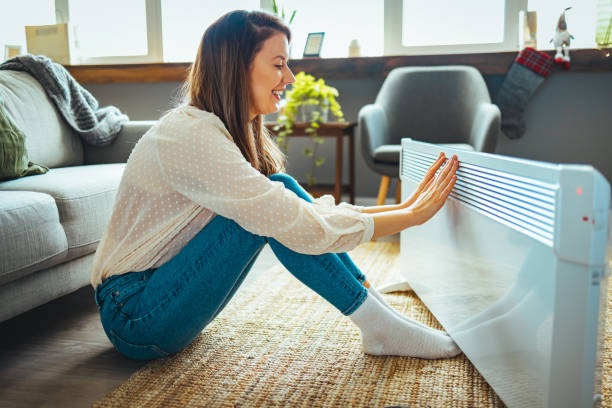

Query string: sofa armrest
83 121 156 164
469 103 501 153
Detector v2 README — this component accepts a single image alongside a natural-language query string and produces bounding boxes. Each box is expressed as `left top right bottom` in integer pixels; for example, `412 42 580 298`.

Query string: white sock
368 286 450 336
349 293 461 359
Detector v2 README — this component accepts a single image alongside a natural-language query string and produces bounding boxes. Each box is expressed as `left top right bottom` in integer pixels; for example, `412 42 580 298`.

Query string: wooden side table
265 122 357 204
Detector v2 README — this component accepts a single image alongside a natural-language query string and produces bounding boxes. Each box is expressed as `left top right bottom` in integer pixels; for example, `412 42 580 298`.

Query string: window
384 0 527 55
63 0 161 64
527 0 598 50
277 0 383 58
2 0 605 65
161 0 260 63
402 0 505 47
66 0 383 63
70 0 148 59
163 0 383 61
385 0 602 55
0 0 55 62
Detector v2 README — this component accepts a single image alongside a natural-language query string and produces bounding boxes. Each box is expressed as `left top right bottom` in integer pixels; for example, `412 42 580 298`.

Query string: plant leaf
306 173 316 186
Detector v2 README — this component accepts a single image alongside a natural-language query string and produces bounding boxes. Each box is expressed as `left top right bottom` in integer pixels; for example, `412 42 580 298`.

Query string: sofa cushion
373 145 401 164
0 70 83 168
0 191 68 285
0 163 124 253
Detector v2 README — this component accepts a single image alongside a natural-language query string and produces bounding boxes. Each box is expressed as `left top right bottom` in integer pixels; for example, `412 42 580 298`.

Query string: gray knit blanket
0 54 128 146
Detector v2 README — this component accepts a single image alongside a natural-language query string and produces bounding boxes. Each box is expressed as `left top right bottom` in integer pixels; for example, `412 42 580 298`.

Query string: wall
84 70 612 199
494 72 612 181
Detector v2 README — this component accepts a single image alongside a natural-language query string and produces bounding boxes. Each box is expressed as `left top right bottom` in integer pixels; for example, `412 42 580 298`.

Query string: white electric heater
398 139 610 408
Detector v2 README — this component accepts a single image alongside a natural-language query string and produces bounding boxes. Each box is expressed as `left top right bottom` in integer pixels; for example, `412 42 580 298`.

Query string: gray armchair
358 65 501 205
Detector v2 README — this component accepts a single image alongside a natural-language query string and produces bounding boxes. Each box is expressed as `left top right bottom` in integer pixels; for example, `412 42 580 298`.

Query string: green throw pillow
0 96 48 181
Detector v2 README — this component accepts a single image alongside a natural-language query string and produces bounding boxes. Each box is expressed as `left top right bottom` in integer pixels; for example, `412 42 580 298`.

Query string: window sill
65 49 612 84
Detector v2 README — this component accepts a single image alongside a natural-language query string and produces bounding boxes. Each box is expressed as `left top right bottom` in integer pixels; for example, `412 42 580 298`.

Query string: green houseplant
275 72 344 186
272 0 296 26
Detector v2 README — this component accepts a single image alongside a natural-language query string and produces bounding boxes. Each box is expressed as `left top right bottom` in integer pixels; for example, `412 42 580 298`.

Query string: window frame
56 0 163 65
57 0 275 65
59 0 585 64
383 0 528 55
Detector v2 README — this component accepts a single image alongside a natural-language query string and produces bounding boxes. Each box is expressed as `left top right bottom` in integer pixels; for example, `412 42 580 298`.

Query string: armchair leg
377 176 390 206
395 180 402 204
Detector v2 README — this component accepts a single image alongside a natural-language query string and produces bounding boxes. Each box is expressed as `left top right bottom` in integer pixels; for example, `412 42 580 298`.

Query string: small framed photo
4 45 22 61
303 32 325 57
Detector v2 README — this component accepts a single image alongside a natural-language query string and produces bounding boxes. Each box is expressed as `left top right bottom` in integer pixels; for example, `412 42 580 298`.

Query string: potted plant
274 72 344 186
272 0 296 26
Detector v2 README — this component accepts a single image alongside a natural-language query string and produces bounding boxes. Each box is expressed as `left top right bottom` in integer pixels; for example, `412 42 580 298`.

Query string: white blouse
91 106 374 287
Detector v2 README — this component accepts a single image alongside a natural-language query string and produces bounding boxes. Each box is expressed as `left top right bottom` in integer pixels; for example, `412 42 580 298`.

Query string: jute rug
95 242 612 408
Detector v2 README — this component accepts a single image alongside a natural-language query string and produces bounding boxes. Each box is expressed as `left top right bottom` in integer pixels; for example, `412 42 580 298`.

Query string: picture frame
303 32 325 57
3 45 22 61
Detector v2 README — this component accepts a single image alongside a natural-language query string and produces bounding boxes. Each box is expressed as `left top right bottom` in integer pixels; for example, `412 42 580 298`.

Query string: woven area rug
95 241 612 408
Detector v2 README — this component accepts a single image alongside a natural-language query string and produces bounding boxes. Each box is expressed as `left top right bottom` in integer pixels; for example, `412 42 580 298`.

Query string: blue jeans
95 173 369 360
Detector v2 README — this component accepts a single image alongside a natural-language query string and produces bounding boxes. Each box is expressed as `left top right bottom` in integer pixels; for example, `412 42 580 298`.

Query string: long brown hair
185 10 290 176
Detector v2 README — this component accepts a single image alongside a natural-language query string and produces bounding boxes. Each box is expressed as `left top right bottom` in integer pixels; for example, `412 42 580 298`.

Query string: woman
91 10 460 361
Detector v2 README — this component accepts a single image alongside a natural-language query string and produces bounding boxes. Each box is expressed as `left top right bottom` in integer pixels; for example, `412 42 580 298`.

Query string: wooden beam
66 63 191 84
66 49 612 84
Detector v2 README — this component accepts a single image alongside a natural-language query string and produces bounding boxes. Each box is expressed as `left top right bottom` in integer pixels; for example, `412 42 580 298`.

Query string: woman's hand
369 153 459 240
399 152 447 209
401 153 458 226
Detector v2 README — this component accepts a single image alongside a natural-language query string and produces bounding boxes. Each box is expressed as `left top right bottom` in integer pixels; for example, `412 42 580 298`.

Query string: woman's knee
269 173 311 202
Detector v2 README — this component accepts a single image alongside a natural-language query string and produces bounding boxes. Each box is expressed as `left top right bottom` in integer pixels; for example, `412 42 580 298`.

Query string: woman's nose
284 66 296 84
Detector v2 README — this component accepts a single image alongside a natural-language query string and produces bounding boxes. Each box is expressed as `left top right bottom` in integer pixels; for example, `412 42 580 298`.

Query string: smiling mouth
272 89 283 101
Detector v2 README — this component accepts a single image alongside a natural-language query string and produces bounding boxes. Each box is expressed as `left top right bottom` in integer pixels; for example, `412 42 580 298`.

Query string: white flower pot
298 104 329 123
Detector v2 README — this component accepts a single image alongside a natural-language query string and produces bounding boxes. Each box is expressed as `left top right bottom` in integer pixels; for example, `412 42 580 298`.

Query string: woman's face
249 32 295 119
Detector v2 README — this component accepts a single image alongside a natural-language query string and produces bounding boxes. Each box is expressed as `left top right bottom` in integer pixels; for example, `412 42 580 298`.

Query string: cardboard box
25 23 72 65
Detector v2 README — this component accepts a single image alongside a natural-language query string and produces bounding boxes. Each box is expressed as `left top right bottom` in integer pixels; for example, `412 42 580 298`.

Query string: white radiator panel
399 139 610 408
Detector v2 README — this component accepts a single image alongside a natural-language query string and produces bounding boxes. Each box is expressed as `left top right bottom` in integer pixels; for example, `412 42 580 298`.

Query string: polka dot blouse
91 106 374 287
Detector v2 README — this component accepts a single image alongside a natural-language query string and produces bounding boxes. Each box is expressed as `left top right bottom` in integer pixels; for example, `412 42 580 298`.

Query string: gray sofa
0 70 154 322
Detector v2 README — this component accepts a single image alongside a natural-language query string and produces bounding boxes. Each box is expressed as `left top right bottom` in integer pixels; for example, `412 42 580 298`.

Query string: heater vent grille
402 150 558 246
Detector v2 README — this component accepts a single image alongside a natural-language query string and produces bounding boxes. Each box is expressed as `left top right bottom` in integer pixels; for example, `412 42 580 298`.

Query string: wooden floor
0 244 281 408
0 231 396 407
0 284 145 408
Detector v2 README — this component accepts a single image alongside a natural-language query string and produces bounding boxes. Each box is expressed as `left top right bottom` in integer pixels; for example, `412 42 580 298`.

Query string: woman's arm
360 203 405 214
370 154 458 240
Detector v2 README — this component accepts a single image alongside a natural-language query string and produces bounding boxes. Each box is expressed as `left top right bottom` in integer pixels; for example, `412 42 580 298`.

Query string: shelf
65 49 612 84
